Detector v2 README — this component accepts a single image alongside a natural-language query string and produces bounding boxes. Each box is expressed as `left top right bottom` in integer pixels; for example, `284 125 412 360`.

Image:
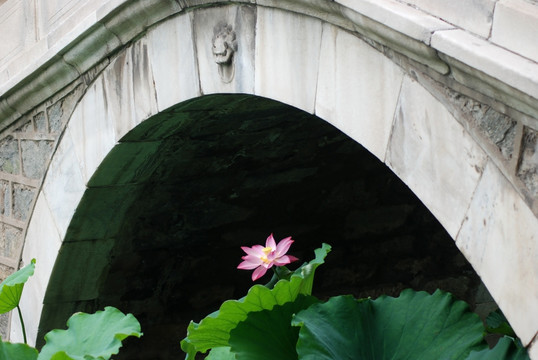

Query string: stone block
37 0 103 43
0 136 20 175
14 120 32 134
0 0 36 68
0 180 10 217
42 128 86 239
0 99 20 131
456 161 538 347
0 263 14 282
47 101 63 134
102 37 159 142
101 0 182 45
387 77 488 238
61 22 121 75
21 140 54 179
193 4 256 96
12 183 35 221
337 0 453 43
401 0 496 38
517 126 538 197
67 77 115 183
0 223 21 259
441 87 517 160
146 12 200 113
5 56 79 121
316 24 404 161
491 0 538 63
255 7 323 113
34 111 47 133
431 29 538 101
0 313 8 340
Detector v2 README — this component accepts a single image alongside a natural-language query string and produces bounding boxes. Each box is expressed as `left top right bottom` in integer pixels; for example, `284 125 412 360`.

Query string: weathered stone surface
47 100 63 134
387 77 488 238
443 87 517 160
14 119 32 133
194 4 256 95
68 77 115 182
0 0 35 68
102 38 159 142
316 23 404 161
255 7 323 112
34 111 47 133
0 313 8 340
16 195 62 347
0 180 10 216
337 0 454 43
517 126 538 197
473 108 516 160
401 0 496 38
0 263 14 282
146 12 200 113
432 29 538 102
457 161 538 346
12 183 35 221
0 262 13 338
21 140 54 179
0 223 21 259
42 129 86 239
491 0 538 63
0 136 19 174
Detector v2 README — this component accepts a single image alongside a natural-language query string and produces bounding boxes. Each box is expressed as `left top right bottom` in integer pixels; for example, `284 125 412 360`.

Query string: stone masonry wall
0 80 90 338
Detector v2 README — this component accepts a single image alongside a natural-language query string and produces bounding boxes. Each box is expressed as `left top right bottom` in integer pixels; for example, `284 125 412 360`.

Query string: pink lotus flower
237 234 299 281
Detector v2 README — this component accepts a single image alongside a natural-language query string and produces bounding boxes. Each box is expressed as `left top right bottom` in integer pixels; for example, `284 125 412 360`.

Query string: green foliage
181 241 530 360
0 338 38 360
486 309 516 337
229 295 319 360
205 347 236 360
292 291 487 359
0 259 35 314
38 307 142 360
180 244 331 359
466 337 530 360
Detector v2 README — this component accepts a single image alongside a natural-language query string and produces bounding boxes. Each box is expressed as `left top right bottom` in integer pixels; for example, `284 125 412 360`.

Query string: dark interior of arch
39 94 489 359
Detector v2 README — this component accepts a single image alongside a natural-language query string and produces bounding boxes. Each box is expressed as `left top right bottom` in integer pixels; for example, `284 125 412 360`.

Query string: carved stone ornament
212 22 237 83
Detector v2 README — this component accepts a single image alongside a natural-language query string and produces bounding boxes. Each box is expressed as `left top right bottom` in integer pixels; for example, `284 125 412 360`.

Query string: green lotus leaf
181 244 330 359
292 290 487 360
466 337 529 359
229 295 319 360
38 306 142 360
0 338 38 360
206 347 236 360
0 259 36 314
486 309 516 337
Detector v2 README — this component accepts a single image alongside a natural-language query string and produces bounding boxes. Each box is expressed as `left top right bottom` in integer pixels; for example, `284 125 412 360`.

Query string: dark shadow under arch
38 94 485 358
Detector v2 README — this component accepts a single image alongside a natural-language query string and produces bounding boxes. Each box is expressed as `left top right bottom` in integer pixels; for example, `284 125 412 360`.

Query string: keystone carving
212 23 237 83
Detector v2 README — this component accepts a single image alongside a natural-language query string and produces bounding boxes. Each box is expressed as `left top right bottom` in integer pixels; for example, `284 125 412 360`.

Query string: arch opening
38 94 487 358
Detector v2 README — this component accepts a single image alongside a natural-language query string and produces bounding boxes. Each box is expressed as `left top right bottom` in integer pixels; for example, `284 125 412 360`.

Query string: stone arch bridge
0 0 537 357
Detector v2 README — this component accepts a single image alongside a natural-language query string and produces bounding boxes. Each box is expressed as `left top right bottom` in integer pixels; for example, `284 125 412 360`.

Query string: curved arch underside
13 2 537 355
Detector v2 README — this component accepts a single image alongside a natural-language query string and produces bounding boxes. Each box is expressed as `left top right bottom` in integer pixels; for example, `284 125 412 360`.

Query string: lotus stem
17 305 27 344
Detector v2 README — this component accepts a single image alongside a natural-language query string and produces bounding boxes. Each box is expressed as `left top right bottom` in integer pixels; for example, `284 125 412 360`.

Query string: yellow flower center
260 247 273 264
